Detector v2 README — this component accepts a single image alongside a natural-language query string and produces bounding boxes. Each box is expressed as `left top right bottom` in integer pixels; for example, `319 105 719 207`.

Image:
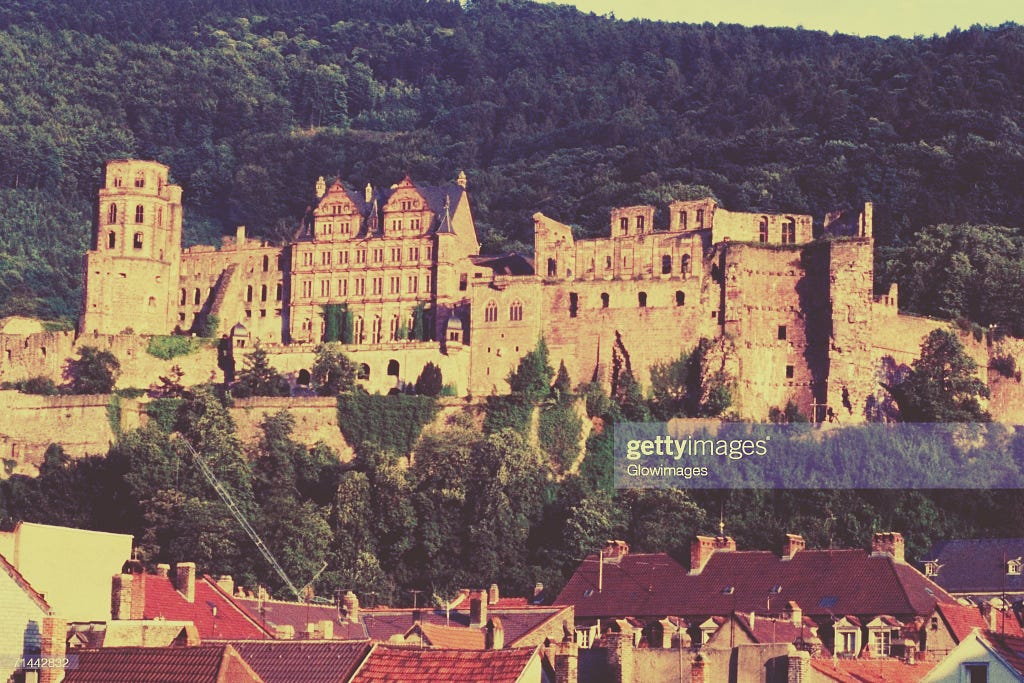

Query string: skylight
818 596 838 608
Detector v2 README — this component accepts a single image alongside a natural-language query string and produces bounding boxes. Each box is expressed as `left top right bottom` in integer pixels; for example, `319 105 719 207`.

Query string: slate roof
982 631 1024 676
350 644 538 683
360 605 569 646
306 178 466 238
555 549 953 621
923 538 1024 593
228 640 372 683
63 644 263 683
234 596 369 640
810 658 937 683
470 253 536 276
138 573 273 640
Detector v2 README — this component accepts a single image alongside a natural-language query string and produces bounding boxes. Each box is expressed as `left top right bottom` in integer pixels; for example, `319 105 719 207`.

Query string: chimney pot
488 583 500 605
155 564 170 577
175 562 196 603
690 535 736 574
216 575 234 596
782 534 805 560
342 590 360 623
871 532 905 563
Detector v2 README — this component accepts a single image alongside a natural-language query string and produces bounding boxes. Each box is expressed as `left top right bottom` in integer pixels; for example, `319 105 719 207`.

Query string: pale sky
555 1 1024 38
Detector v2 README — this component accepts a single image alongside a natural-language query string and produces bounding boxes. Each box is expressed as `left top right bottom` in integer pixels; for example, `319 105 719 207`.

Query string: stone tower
80 160 183 335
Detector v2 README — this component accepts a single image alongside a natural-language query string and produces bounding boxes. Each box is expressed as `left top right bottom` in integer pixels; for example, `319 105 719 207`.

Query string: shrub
146 335 200 360
67 346 120 394
18 375 59 395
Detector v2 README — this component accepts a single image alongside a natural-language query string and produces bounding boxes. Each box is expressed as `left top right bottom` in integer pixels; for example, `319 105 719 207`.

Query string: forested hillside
1 0 1024 326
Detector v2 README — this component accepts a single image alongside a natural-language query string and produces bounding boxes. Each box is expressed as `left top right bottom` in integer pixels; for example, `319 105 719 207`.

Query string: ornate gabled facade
74 159 983 421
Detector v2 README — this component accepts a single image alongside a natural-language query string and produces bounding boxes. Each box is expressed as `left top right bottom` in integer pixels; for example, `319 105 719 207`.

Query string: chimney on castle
175 562 196 603
782 534 805 560
155 564 170 578
315 175 326 199
861 202 874 238
871 532 905 563
365 183 373 204
689 535 736 575
456 170 467 188
111 573 133 621
38 616 67 683
470 590 488 628
235 225 246 244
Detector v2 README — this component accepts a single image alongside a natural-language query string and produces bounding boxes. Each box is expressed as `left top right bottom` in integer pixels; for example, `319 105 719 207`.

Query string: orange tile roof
981 631 1024 676
62 644 264 683
351 644 539 683
407 622 486 649
810 658 937 683
138 572 273 640
935 602 1024 642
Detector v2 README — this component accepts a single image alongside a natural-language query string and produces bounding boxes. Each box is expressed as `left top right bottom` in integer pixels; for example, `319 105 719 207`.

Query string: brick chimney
787 649 811 682
488 583 500 605
38 616 67 683
111 573 132 620
690 535 736 575
175 562 196 603
604 632 634 683
871 532 905 563
551 639 579 683
155 563 170 577
603 540 630 563
690 654 705 683
486 616 504 650
216 575 234 596
470 590 488 628
782 534 805 560
342 590 360 623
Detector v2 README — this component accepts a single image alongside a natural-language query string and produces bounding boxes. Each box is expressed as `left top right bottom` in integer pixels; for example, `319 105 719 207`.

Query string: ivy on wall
336 393 438 458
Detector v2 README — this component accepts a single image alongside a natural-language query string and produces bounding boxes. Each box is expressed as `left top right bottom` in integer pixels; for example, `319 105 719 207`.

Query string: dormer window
924 561 941 577
1008 558 1022 576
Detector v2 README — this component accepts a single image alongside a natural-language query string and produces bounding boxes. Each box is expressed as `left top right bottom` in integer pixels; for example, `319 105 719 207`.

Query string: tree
414 362 443 396
232 345 290 397
311 343 356 396
552 361 572 400
508 338 553 402
886 328 991 422
66 346 120 394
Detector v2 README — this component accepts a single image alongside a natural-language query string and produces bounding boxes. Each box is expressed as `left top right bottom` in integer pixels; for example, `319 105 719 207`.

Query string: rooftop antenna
719 504 725 537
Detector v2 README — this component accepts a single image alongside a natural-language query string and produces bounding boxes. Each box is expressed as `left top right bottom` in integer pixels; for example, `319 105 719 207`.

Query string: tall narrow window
547 259 557 277
511 301 524 321
662 255 672 274
459 273 468 291
676 291 685 306
261 285 268 302
620 216 629 234
485 301 498 323
262 255 270 272
108 204 118 224
134 172 145 188
696 209 705 228
246 286 253 303
569 293 578 318
194 288 201 305
679 211 687 229
371 316 382 344
681 254 692 277
782 218 796 244
636 215 645 232
180 288 187 305
601 293 609 308
638 292 647 308
135 205 145 223
759 217 769 243
108 231 116 249
133 232 143 249
275 284 282 301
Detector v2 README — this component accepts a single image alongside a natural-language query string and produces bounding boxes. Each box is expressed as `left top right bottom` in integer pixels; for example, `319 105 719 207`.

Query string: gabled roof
62 644 264 683
234 596 369 640
923 538 1024 593
810 658 937 683
0 550 50 613
981 631 1024 677
138 573 272 640
729 612 818 645
403 621 486 649
554 549 953 620
227 640 372 683
934 602 1024 642
350 644 538 683
360 605 571 647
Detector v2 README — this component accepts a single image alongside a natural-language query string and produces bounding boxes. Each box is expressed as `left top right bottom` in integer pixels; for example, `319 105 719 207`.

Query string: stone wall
229 396 353 460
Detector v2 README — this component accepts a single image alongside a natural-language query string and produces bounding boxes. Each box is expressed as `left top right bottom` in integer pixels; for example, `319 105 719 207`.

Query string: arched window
389 315 399 341
246 286 253 303
298 369 311 386
354 316 364 344
371 316 382 344
510 301 524 321
638 292 647 308
133 232 143 249
108 204 118 224
601 292 609 308
387 359 400 376
135 204 144 223
681 254 692 277
357 363 371 380
108 231 116 249
194 288 201 305
759 217 769 243
782 218 796 244
676 291 685 307
134 172 145 188
662 254 672 274
485 301 498 323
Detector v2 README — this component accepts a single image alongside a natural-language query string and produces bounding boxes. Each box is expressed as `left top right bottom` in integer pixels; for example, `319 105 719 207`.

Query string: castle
8 158 1016 423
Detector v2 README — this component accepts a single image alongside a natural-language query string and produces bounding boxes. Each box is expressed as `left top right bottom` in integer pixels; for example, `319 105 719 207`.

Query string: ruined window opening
605 256 612 269
510 301 524 321
636 215 645 232
459 273 468 291
260 285 267 302
679 211 687 229
569 293 578 318
108 204 118 224
108 231 116 249
638 292 647 308
681 254 692 276
782 218 796 244
275 284 282 301
676 291 685 306
262 255 269 272
696 209 705 228
387 360 400 376
547 259 557 277
180 289 186 305
246 286 253 303
620 216 629 234
298 369 311 386
194 289 201 305
371 316 382 344
778 325 787 340
759 217 769 243
786 365 794 379
662 255 672 274
356 363 371 380
601 293 609 308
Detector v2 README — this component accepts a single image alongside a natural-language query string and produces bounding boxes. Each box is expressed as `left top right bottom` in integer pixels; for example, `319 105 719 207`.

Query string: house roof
923 538 1024 593
67 620 199 648
935 602 1024 642
227 640 372 683
360 605 570 647
403 622 487 649
0 550 50 613
730 613 819 645
350 644 538 683
554 549 953 620
810 658 937 683
62 644 264 683
469 253 535 276
234 596 369 640
138 573 273 640
981 631 1024 677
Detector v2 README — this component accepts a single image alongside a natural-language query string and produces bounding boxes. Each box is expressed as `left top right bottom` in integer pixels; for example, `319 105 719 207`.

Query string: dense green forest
1 0 1024 326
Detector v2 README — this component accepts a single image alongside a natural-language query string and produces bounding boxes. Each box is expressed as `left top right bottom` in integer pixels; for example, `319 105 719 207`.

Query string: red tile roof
982 631 1024 676
350 644 539 683
732 613 819 644
234 596 369 640
360 605 570 647
62 644 264 683
936 602 1024 642
406 622 487 649
810 658 937 683
555 549 953 620
139 573 273 640
0 550 50 613
227 640 372 683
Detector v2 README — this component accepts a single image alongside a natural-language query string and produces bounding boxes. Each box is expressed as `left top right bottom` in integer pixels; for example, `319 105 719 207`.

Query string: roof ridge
0 550 51 613
200 574 275 638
